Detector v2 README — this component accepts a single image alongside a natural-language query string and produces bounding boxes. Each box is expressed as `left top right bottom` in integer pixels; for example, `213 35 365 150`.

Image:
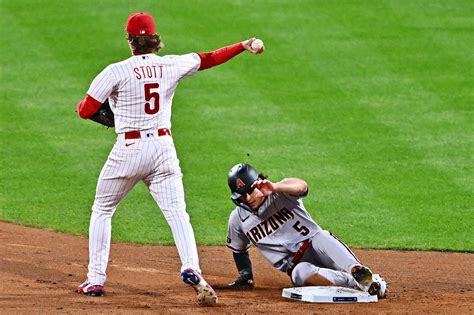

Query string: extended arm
228 251 255 289
252 178 308 197
198 38 263 71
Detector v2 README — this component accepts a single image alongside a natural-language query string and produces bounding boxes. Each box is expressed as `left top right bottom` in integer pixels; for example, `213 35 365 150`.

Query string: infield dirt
1 221 472 314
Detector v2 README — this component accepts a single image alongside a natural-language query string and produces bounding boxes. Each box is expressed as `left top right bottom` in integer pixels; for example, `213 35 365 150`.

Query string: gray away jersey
226 191 322 271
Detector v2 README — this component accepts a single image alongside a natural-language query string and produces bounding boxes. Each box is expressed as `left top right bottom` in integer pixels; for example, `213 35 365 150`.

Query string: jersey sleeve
175 53 201 79
226 209 250 253
281 178 309 198
86 65 117 103
281 192 302 205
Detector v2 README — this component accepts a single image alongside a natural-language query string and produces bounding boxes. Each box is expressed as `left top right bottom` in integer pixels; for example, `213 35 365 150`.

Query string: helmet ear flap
231 197 253 212
228 163 261 210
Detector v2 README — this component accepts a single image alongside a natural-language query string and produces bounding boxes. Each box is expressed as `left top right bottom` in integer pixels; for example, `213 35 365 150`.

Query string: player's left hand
252 179 275 196
89 99 115 128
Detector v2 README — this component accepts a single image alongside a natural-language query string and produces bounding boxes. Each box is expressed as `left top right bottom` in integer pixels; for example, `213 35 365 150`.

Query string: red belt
125 128 170 140
291 240 311 265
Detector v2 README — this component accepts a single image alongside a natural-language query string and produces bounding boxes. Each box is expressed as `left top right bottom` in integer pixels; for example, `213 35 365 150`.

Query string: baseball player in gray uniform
75 12 264 306
226 163 388 298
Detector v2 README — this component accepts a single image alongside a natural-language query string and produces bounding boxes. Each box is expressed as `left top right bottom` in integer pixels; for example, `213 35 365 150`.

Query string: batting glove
228 271 254 289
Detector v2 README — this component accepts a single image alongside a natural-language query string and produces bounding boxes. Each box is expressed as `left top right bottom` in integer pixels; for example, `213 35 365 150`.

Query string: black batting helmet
227 163 260 200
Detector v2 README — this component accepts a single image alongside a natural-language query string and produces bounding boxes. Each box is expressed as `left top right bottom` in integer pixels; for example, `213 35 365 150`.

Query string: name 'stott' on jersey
87 53 200 133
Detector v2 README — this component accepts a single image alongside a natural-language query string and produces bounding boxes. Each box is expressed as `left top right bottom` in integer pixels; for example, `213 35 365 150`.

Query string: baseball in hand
251 39 264 53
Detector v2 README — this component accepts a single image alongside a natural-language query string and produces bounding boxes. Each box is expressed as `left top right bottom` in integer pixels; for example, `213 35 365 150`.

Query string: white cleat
369 274 388 299
181 268 218 306
195 283 218 306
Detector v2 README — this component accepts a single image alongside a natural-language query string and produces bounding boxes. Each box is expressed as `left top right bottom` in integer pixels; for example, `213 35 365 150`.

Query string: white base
282 286 378 303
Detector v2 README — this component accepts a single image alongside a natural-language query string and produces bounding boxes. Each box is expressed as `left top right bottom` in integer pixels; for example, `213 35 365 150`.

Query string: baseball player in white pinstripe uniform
225 163 388 298
76 12 264 306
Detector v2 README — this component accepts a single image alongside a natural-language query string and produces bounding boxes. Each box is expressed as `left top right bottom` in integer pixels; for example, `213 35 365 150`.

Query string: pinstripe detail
86 52 203 285
87 53 200 133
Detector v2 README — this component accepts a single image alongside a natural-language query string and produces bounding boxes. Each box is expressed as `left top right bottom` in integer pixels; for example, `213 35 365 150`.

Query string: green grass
1 0 472 251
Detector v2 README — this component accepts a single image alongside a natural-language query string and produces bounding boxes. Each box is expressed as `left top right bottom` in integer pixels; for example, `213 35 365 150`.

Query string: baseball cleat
369 274 388 298
181 268 218 306
195 283 218 306
351 265 373 287
351 265 374 292
77 280 105 296
181 268 201 286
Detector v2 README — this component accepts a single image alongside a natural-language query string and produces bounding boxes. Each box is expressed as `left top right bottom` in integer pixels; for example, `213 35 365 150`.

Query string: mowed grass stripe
0 4 113 232
179 1 470 251
1 1 472 250
0 1 273 243
380 0 474 192
239 1 472 251
321 2 472 250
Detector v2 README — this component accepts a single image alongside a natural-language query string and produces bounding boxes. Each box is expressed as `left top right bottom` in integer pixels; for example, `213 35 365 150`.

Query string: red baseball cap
126 12 156 36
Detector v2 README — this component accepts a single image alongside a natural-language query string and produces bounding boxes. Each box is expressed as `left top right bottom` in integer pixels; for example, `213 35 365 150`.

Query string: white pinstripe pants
87 130 200 285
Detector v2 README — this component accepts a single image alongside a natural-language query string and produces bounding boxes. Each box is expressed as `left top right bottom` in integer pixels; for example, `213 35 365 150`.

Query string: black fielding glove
228 269 254 289
89 99 115 127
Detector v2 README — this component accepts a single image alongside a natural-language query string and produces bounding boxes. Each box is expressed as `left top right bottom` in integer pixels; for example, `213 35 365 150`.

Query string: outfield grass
1 0 472 251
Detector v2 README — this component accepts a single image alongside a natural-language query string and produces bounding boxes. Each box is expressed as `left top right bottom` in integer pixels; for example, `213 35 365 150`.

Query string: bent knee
91 204 115 215
291 262 320 286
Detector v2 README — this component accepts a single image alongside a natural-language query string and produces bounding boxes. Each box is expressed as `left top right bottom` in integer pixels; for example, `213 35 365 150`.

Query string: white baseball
251 39 264 52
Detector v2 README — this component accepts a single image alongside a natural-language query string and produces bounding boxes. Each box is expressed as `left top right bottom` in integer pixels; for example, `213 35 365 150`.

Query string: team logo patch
236 178 246 189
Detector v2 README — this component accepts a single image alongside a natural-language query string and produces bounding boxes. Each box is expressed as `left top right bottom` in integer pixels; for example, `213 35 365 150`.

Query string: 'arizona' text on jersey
226 191 321 271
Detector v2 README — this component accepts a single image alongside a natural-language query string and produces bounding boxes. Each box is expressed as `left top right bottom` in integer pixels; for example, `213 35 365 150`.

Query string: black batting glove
228 270 254 289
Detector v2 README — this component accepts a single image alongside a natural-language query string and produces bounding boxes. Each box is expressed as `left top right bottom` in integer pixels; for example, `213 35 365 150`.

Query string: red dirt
1 221 473 314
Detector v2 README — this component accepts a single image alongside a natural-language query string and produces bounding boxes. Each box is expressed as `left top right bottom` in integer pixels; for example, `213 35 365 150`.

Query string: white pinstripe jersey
87 53 201 133
226 192 321 271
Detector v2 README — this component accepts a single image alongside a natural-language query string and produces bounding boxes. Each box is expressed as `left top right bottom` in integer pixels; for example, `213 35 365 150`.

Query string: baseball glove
90 99 114 127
